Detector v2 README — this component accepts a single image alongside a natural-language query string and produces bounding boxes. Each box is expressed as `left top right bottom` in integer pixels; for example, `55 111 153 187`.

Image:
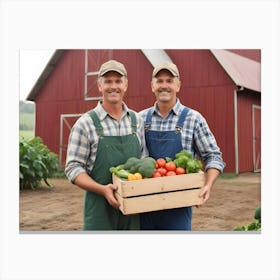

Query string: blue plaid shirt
139 99 225 172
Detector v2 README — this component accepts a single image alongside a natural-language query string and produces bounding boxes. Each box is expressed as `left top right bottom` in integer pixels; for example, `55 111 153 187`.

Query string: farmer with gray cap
65 60 148 230
139 61 225 230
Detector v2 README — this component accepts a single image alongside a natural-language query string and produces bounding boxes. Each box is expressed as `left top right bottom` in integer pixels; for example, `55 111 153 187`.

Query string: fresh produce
123 157 141 173
110 150 202 180
185 159 203 173
174 149 202 173
166 171 176 176
152 149 202 177
175 167 186 175
165 161 176 172
156 158 166 168
109 166 131 179
110 157 156 179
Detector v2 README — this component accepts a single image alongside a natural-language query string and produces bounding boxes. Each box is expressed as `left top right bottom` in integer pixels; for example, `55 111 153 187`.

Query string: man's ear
151 80 155 93
176 80 181 93
97 79 102 93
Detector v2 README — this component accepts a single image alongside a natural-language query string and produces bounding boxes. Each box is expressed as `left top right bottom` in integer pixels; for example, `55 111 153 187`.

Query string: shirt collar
96 101 129 121
152 98 183 116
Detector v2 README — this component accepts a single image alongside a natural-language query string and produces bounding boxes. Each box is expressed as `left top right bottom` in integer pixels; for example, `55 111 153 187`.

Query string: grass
20 113 35 125
219 173 237 179
19 130 34 140
19 112 35 140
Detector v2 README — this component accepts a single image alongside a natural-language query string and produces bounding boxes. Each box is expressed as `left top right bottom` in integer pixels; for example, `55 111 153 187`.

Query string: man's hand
103 184 121 209
199 185 211 203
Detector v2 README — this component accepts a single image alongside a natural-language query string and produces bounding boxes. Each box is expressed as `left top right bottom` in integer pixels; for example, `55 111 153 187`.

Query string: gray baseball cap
152 61 180 78
98 60 127 78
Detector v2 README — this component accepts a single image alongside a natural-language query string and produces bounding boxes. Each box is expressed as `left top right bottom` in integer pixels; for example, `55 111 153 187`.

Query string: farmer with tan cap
65 60 148 230
139 61 225 230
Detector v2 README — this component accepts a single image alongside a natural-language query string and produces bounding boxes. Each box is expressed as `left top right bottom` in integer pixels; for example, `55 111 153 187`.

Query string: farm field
19 130 34 140
19 172 261 232
19 111 35 140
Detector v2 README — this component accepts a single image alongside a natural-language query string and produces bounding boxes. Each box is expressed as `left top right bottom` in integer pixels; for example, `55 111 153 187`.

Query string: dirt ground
19 172 261 231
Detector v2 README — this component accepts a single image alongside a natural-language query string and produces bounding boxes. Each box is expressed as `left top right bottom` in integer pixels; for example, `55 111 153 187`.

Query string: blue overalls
140 107 193 230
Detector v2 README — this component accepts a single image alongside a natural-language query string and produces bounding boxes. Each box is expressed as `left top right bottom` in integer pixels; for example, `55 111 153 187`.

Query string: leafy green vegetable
233 206 261 231
186 159 202 173
173 149 202 173
175 150 193 159
254 206 261 223
20 137 60 190
174 155 190 169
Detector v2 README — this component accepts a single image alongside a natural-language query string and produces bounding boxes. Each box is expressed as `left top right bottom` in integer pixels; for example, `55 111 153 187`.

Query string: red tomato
157 167 167 176
156 158 166 168
165 162 176 172
166 171 176 176
175 167 186 175
152 171 162 178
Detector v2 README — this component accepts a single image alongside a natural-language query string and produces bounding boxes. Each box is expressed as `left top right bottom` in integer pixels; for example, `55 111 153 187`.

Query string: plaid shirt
65 101 148 182
139 99 225 172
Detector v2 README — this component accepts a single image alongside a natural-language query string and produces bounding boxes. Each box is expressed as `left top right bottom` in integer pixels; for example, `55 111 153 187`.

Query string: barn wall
34 50 154 159
36 50 86 102
166 50 237 172
237 90 261 172
34 49 260 172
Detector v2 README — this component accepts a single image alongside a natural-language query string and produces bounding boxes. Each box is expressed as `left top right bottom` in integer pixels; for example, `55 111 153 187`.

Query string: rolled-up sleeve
65 118 94 183
194 115 225 173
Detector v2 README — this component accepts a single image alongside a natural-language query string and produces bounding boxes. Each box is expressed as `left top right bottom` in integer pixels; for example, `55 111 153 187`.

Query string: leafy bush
20 137 60 190
233 206 261 231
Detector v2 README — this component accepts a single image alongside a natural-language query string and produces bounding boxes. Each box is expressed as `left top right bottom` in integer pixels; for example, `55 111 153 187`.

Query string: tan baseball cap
98 60 127 77
152 61 180 79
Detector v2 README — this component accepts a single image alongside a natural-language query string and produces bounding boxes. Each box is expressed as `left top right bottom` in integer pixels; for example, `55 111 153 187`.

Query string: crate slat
113 172 205 198
116 188 203 215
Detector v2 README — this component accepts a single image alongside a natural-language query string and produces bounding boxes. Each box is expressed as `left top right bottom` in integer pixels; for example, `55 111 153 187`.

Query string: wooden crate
113 172 205 215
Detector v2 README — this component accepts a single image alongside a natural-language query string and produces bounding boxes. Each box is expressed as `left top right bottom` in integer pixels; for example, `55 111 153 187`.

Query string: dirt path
19 172 261 231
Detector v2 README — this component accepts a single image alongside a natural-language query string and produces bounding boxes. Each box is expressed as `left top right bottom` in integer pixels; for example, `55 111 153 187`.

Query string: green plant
20 137 60 190
233 206 261 231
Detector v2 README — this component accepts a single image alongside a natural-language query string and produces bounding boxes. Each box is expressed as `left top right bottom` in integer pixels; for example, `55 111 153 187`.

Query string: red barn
27 49 261 174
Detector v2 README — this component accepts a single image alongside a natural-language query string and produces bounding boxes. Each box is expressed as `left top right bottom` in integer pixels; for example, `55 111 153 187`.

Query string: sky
19 49 55 101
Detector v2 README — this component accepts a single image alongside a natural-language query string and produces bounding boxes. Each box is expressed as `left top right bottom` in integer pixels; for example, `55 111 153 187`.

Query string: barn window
84 49 113 101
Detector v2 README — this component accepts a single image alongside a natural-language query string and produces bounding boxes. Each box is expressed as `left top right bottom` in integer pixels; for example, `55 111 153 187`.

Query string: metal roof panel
211 49 261 92
210 49 261 92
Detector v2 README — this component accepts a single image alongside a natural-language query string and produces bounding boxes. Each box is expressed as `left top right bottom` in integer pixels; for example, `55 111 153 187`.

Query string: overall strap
88 110 104 137
175 107 190 133
144 108 153 131
128 110 137 134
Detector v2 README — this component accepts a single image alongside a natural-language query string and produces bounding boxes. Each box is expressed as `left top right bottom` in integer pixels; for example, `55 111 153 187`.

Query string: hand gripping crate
113 172 205 215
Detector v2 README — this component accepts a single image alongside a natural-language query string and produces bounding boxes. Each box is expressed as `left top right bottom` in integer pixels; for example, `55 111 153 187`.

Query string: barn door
252 105 261 172
59 114 82 165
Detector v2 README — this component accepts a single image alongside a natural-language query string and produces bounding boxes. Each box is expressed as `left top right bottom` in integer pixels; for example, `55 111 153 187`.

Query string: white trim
84 49 88 100
252 104 261 172
84 50 103 101
59 113 83 163
141 49 172 67
234 89 239 175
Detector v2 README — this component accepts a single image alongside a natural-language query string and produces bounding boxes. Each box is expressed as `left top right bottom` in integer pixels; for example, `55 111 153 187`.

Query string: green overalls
83 110 141 230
